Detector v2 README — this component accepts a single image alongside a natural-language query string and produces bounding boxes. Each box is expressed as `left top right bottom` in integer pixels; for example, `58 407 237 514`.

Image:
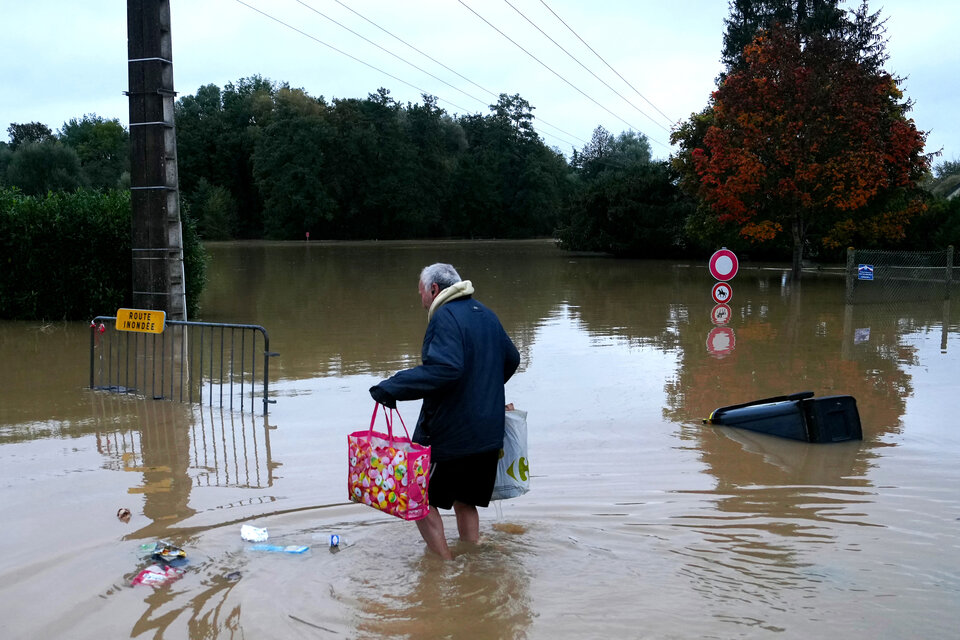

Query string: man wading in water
370 263 520 559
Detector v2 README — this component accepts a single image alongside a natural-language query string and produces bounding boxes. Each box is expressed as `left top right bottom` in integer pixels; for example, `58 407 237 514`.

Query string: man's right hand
369 385 397 409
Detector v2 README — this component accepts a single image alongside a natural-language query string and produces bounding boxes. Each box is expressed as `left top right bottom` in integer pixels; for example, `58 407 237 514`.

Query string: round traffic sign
711 303 732 325
709 248 739 281
711 282 733 304
706 327 736 357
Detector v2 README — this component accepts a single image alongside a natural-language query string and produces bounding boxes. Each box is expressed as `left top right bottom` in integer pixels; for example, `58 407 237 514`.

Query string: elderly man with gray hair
370 263 520 559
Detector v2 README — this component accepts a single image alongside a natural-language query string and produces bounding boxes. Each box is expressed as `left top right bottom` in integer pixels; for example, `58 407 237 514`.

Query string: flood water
1 239 958 639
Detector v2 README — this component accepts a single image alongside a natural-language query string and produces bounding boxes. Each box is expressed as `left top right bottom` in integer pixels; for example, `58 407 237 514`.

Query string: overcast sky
1 0 957 163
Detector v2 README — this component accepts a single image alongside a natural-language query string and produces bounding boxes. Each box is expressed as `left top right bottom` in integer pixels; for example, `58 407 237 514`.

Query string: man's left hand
369 385 397 409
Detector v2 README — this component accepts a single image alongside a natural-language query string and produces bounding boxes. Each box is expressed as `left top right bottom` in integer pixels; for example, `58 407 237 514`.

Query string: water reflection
351 534 533 640
666 424 880 626
89 393 275 539
662 278 942 440
129 555 244 639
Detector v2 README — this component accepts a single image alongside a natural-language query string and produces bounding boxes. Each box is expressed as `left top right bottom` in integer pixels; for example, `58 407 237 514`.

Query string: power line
332 0 588 146
334 0 499 101
231 0 580 150
456 0 668 148
539 0 676 126
293 0 487 107
532 119 581 148
233 0 471 112
503 0 671 133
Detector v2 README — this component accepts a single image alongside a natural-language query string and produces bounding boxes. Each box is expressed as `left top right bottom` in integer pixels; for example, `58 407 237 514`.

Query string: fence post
89 323 96 389
262 331 270 416
947 245 954 301
845 247 856 304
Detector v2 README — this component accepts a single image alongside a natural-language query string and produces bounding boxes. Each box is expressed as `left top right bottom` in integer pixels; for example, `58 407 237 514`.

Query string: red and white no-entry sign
706 327 736 357
711 282 733 304
709 248 739 281
711 303 732 325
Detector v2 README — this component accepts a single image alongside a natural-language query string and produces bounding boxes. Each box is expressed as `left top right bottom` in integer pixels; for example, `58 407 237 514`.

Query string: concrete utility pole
127 0 187 320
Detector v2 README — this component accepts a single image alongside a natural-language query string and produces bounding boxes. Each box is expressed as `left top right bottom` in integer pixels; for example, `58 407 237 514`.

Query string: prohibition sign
711 282 733 304
709 248 739 281
711 303 732 325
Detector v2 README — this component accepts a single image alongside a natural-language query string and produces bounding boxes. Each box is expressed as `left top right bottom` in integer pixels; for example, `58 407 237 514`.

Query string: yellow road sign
116 308 166 334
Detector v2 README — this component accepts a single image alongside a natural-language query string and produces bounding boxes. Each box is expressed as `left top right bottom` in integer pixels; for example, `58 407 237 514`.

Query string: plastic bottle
314 532 348 551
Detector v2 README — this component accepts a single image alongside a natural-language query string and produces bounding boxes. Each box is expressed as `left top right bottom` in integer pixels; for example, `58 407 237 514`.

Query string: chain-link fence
845 247 956 304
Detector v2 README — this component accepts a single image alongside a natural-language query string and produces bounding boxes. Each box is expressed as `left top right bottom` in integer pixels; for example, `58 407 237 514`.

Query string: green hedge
0 187 206 320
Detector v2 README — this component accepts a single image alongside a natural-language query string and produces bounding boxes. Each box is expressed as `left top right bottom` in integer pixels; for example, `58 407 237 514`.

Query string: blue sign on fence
858 264 874 281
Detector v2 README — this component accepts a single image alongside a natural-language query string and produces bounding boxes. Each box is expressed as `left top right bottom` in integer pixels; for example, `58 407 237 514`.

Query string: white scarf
427 280 474 322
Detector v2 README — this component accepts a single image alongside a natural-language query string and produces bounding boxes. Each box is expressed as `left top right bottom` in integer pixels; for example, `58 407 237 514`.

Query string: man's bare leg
416 506 453 560
453 501 480 543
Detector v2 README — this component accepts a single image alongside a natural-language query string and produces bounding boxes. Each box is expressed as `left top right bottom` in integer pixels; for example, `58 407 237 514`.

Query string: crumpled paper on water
240 524 269 542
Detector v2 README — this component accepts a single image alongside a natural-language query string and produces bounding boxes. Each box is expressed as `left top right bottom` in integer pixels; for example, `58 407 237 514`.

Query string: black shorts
428 448 500 510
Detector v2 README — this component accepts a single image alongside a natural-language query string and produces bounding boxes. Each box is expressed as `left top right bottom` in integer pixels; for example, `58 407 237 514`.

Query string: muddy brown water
1 240 958 639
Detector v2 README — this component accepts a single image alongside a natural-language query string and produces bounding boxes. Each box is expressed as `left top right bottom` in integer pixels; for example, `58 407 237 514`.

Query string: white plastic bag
491 409 529 500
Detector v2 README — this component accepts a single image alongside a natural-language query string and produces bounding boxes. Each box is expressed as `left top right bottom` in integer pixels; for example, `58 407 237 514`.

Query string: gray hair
420 263 461 291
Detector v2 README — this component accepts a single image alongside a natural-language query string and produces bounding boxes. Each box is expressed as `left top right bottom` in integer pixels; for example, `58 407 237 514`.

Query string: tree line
1 117 129 194
172 81 569 242
2 0 959 275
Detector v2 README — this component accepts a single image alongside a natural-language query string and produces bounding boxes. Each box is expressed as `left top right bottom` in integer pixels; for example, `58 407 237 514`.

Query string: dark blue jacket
377 297 520 462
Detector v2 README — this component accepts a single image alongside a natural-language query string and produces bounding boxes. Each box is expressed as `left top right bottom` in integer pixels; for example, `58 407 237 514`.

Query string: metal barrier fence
845 246 956 304
90 316 276 414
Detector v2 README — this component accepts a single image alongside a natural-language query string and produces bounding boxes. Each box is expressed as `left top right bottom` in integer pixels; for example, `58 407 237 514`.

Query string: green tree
903 195 960 250
176 76 277 238
559 128 690 256
253 109 335 239
0 187 206 320
175 83 225 197
6 122 53 149
453 94 566 238
219 76 276 237
321 95 382 238
722 0 848 69
58 114 129 190
6 141 87 195
355 88 421 238
175 79 567 241
926 159 960 200
0 142 11 186
402 94 465 236
188 178 238 240
934 159 960 179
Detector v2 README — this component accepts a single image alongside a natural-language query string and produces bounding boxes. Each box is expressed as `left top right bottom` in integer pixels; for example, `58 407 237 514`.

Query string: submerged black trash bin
705 391 862 443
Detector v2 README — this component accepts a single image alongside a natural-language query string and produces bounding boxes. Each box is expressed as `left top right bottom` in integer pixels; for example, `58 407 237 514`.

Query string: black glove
369 385 396 409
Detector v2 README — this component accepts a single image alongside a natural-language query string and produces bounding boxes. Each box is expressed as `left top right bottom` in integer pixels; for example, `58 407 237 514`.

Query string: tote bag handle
369 402 412 440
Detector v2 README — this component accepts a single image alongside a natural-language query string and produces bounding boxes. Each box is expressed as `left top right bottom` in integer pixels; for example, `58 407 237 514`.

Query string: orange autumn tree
677 23 929 278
